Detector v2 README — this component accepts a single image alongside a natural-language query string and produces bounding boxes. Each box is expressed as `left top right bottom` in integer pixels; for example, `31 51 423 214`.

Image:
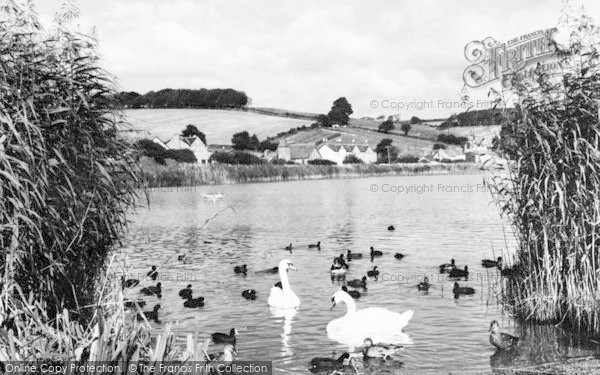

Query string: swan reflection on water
269 307 297 360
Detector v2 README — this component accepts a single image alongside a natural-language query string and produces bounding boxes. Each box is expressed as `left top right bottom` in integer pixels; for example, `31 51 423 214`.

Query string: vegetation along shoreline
139 160 480 188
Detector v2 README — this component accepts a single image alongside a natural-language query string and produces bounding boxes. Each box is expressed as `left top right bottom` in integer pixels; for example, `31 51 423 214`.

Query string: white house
433 148 466 162
351 145 377 164
153 135 212 164
310 143 377 165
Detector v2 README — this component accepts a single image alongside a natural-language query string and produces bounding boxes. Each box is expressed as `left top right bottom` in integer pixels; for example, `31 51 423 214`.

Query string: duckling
147 265 158 281
124 300 146 309
347 276 367 289
453 282 475 297
234 264 248 275
367 266 379 278
417 277 430 291
394 253 404 260
137 304 161 323
308 241 321 249
242 289 257 300
370 246 383 258
341 286 361 299
178 284 193 299
482 256 503 269
449 266 469 279
284 243 293 252
489 320 519 350
387 225 395 231
309 352 350 373
439 258 456 273
212 328 237 346
121 276 139 289
140 282 162 298
347 250 363 260
337 253 349 268
362 338 404 360
183 295 205 308
209 344 237 361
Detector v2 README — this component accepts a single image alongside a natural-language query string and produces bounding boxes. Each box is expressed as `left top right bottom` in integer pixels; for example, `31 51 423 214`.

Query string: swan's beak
330 298 336 310
289 265 297 271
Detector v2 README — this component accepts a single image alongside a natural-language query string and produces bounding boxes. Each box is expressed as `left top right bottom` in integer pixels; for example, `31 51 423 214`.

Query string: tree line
115 88 249 109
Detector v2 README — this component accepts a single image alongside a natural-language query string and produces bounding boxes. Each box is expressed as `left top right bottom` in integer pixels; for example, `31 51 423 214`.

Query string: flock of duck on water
121 224 520 371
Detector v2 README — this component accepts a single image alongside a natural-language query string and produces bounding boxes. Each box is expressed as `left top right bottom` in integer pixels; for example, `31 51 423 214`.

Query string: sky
35 0 600 119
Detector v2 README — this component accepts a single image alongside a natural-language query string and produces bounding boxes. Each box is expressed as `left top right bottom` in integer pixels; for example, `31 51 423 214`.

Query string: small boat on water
203 192 224 201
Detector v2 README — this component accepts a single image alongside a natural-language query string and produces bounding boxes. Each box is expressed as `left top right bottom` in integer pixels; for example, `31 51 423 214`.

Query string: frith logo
463 28 560 88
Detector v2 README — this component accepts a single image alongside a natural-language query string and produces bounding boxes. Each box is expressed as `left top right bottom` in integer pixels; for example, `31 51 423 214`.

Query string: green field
121 108 313 144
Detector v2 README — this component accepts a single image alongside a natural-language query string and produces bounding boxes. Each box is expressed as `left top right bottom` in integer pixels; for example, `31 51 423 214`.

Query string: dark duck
452 282 475 298
179 284 193 299
367 266 379 278
140 282 162 298
242 289 257 300
137 304 161 323
482 256 503 269
449 266 469 279
309 352 350 373
147 266 158 281
341 286 361 299
212 328 238 346
439 258 456 273
234 264 248 275
308 241 321 249
417 277 430 291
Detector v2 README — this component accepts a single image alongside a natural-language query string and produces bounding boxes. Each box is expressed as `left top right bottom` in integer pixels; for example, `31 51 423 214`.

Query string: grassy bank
139 157 479 187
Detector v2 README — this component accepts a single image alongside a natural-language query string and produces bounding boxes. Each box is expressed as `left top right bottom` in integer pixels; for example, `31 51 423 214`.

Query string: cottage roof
289 144 316 159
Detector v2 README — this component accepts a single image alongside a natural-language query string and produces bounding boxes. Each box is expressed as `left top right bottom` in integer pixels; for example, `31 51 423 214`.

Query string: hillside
120 108 313 144
348 118 500 147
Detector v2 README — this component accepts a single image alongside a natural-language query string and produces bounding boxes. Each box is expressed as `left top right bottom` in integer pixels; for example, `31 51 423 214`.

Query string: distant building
278 133 377 165
277 140 315 164
310 143 377 165
153 135 212 164
463 136 491 163
433 148 466 162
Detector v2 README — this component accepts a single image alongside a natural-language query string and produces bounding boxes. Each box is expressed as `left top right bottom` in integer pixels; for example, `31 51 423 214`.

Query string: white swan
327 289 413 346
268 259 300 309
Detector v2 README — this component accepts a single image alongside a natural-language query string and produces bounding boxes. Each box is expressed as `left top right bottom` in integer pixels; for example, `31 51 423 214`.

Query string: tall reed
0 0 139 322
491 7 600 333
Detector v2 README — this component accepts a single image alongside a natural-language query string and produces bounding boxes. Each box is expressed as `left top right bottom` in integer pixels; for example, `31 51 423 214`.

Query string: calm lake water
119 173 600 374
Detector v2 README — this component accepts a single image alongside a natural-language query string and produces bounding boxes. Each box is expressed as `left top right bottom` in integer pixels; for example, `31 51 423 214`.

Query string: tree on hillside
181 124 207 144
375 138 398 162
401 123 412 136
258 139 278 152
232 131 251 150
327 97 353 125
317 114 331 127
378 119 395 133
410 116 422 124
249 134 260 150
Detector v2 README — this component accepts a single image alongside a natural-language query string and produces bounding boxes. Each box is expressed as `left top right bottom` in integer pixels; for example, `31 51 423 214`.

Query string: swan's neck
278 268 291 292
341 294 356 316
